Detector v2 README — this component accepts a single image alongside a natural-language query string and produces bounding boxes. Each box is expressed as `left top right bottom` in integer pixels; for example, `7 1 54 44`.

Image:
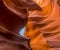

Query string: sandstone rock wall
24 0 60 50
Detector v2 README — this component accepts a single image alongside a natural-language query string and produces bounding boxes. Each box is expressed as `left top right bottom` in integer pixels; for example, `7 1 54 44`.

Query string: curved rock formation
0 0 42 50
0 0 30 50
24 0 60 50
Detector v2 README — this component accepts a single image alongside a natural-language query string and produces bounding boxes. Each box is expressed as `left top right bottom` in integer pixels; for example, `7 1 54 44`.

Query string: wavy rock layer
24 0 60 50
0 0 32 50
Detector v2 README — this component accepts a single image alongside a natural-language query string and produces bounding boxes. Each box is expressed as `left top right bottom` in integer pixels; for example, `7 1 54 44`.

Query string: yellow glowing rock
24 0 60 50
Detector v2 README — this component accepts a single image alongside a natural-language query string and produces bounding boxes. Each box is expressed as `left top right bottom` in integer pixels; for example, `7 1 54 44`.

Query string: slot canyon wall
24 0 60 50
0 0 60 50
0 0 31 50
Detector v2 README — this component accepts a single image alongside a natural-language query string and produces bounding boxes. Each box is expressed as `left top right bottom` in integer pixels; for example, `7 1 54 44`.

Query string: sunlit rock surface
24 0 60 50
0 0 60 50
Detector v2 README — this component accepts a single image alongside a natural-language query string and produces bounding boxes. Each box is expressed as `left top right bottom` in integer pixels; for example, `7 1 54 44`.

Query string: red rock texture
0 0 32 50
24 0 60 50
